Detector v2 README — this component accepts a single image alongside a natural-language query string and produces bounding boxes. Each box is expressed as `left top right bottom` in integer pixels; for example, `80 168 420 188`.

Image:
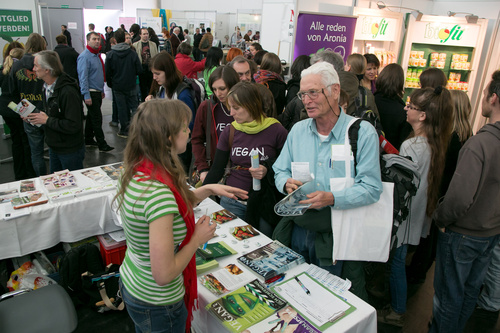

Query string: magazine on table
100 163 123 181
196 241 237 260
230 225 260 241
206 279 287 333
196 254 219 274
210 208 238 224
0 189 19 203
80 169 112 184
237 240 305 281
200 263 256 296
19 180 35 193
245 305 322 333
274 180 316 216
11 191 49 209
41 170 78 192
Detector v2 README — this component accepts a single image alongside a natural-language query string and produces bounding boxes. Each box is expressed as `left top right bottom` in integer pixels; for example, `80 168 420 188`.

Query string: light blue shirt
77 49 104 100
273 111 382 210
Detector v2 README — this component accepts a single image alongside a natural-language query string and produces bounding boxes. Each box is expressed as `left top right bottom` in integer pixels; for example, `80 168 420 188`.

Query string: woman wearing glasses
203 82 287 237
377 86 453 327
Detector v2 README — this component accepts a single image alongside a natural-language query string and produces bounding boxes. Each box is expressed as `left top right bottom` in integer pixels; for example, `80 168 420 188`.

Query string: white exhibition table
0 166 122 260
0 165 376 333
190 198 377 333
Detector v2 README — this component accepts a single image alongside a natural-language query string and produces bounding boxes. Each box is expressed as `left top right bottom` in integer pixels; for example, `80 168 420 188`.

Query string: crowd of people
0 21 499 333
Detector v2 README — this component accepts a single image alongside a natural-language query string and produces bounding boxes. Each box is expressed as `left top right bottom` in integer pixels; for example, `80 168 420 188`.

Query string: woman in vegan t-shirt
203 82 288 237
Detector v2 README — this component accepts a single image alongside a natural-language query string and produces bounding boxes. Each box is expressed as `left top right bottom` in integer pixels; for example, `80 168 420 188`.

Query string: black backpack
58 243 104 307
353 85 384 137
175 76 206 112
349 119 420 251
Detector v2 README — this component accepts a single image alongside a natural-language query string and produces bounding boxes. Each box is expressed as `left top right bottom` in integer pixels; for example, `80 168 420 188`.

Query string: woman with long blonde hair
115 99 247 333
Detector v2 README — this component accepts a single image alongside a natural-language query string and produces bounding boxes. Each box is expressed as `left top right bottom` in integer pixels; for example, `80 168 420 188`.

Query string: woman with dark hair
361 53 380 93
146 52 197 171
285 54 311 105
175 43 206 79
249 42 263 58
419 68 447 88
192 65 240 183
254 52 286 114
147 27 160 49
377 86 453 327
114 99 246 333
374 63 412 150
203 82 288 237
203 47 224 97
129 23 141 43
253 50 268 67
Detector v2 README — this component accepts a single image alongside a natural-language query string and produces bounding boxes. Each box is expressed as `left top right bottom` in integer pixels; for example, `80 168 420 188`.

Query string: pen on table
294 275 310 295
203 208 209 250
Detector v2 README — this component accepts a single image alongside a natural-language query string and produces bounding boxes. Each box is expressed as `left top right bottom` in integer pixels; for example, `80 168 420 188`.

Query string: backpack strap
348 118 364 170
205 99 214 164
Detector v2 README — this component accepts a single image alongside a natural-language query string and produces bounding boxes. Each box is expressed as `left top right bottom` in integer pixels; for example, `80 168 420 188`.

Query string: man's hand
84 98 92 105
299 191 334 210
26 111 49 126
101 92 105 99
285 178 303 194
145 95 154 102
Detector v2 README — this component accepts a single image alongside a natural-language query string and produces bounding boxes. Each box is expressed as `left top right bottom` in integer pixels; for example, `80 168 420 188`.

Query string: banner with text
0 10 33 38
294 12 357 61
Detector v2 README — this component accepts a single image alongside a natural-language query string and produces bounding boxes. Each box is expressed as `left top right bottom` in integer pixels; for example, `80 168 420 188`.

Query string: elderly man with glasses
273 61 382 300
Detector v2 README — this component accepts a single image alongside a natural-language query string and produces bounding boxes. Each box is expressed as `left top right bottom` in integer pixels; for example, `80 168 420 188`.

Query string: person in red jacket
174 43 206 79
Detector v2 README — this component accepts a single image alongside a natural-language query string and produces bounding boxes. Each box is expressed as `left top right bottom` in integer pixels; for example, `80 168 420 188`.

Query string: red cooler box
97 233 127 265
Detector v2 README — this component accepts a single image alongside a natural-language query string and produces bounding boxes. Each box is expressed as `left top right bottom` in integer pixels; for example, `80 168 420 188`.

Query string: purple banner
294 12 357 62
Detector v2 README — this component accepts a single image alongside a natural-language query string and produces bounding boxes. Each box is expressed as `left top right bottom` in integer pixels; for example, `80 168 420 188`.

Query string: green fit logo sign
370 18 389 38
424 23 464 43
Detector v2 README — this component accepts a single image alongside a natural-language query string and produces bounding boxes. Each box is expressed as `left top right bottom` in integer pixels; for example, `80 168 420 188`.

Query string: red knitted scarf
86 44 106 81
135 158 197 332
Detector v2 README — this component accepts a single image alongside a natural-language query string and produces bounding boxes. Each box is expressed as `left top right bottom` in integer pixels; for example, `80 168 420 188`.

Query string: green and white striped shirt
119 172 187 305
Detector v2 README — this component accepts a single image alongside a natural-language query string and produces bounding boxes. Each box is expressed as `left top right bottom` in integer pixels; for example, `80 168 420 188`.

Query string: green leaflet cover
206 279 287 333
195 254 219 274
197 241 237 260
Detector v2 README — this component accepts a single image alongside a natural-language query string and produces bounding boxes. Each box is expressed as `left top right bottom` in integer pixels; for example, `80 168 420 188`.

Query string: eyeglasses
406 102 422 111
297 88 326 101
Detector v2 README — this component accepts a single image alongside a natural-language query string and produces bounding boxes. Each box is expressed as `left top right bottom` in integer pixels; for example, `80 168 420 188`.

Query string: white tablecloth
190 199 377 333
0 168 122 260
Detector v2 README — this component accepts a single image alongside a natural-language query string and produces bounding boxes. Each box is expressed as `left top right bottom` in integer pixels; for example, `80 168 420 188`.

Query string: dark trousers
114 89 138 133
3 116 35 180
49 145 85 173
138 65 153 102
192 47 201 61
111 92 118 123
85 91 107 147
23 121 46 176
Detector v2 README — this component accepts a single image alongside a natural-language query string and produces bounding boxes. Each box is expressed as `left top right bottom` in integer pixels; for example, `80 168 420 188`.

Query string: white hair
174 27 180 33
301 61 339 88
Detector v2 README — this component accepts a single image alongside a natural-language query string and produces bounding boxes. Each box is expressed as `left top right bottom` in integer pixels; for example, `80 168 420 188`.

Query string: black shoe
99 145 114 153
117 131 128 138
85 140 98 147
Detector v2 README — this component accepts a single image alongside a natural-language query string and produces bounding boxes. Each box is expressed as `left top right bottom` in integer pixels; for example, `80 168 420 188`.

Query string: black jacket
374 92 412 150
266 79 286 115
63 30 72 47
0 68 21 118
105 43 142 92
285 77 300 106
8 53 44 110
54 44 79 82
43 73 84 154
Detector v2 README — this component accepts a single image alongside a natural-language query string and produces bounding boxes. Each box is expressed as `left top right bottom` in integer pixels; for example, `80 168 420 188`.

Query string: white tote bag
330 119 393 263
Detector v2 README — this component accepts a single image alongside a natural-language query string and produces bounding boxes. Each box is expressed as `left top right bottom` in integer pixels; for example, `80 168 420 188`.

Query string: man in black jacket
54 34 79 82
27 50 84 173
61 25 72 47
105 29 142 138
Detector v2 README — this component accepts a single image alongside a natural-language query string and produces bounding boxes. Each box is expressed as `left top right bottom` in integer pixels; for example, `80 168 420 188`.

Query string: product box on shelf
97 233 127 265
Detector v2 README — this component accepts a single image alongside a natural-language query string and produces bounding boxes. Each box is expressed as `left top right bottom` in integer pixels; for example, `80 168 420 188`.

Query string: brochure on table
400 14 488 102
352 8 405 69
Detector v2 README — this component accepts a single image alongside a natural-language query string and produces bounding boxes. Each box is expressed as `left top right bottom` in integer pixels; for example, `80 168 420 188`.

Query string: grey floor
0 98 498 332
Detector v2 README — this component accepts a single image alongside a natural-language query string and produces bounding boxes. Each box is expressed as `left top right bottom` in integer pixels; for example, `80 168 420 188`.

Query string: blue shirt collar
308 107 348 140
